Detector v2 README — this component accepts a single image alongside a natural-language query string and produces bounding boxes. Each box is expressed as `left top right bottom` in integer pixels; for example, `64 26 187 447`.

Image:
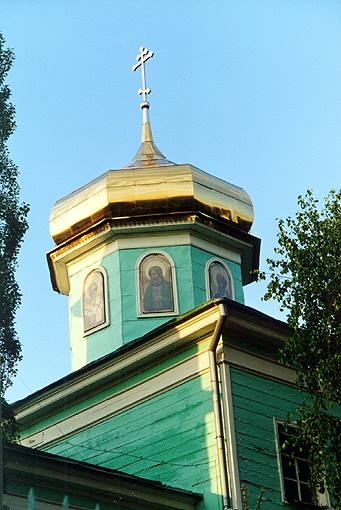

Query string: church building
4 48 329 510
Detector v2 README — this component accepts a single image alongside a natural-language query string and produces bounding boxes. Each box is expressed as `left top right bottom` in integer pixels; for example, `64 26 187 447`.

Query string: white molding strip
221 346 295 384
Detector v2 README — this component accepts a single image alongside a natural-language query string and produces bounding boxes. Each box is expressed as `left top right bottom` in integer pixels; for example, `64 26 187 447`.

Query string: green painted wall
45 372 222 510
18 346 309 510
69 242 244 366
69 249 123 367
230 368 304 509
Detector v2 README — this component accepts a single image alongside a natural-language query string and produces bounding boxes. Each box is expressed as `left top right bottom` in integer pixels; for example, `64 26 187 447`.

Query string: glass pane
278 425 292 449
297 459 311 483
284 478 299 502
293 442 310 460
282 455 296 479
300 482 317 504
83 271 106 332
208 262 232 298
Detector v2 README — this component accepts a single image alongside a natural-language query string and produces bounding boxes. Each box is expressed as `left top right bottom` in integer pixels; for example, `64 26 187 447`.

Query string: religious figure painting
139 253 175 314
207 261 233 300
83 270 106 333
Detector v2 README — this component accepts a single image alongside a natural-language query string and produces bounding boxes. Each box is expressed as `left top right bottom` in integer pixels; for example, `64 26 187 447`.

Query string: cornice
47 213 260 294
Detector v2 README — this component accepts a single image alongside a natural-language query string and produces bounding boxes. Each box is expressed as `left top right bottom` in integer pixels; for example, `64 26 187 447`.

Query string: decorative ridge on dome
125 46 174 168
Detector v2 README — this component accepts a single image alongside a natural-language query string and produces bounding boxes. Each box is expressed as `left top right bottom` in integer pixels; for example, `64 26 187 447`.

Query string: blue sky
1 0 340 402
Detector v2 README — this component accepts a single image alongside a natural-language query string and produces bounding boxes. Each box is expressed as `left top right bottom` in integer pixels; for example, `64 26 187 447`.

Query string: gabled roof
5 443 202 510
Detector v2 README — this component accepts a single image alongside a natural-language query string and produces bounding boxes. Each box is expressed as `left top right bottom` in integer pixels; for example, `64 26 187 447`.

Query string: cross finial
132 46 154 121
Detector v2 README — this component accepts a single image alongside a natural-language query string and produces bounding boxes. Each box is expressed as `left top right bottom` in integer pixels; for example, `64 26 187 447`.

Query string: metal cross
132 46 154 105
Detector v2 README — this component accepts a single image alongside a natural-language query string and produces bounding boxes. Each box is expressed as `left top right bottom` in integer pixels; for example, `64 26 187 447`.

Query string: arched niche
136 251 178 317
206 259 234 300
82 268 109 334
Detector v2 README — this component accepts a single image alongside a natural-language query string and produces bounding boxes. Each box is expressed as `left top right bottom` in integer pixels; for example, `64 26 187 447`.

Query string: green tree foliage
0 34 29 398
263 189 341 506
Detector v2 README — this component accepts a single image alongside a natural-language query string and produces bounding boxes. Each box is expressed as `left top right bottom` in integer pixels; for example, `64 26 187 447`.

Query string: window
276 422 329 508
137 252 178 316
83 269 108 333
206 260 233 300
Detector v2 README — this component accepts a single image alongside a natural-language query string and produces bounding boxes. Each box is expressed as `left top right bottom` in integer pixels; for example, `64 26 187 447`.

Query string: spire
125 46 174 168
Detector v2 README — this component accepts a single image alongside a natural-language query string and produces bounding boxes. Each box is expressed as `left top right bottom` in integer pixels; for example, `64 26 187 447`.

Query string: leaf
263 189 341 506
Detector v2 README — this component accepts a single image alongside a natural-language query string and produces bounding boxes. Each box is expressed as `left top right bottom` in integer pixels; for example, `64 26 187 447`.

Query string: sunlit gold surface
125 122 175 167
50 164 254 246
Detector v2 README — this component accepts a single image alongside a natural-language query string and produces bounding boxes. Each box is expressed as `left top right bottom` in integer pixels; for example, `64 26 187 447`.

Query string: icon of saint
84 278 105 331
213 273 231 298
143 265 173 312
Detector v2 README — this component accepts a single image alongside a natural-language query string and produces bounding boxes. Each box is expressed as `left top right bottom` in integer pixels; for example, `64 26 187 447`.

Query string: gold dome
49 46 254 247
49 158 254 246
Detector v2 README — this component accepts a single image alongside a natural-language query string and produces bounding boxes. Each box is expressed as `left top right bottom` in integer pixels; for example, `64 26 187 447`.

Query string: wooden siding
19 344 207 438
45 373 222 506
230 367 304 509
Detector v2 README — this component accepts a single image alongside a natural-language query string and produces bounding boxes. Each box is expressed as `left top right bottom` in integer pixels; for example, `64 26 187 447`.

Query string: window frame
275 420 329 509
